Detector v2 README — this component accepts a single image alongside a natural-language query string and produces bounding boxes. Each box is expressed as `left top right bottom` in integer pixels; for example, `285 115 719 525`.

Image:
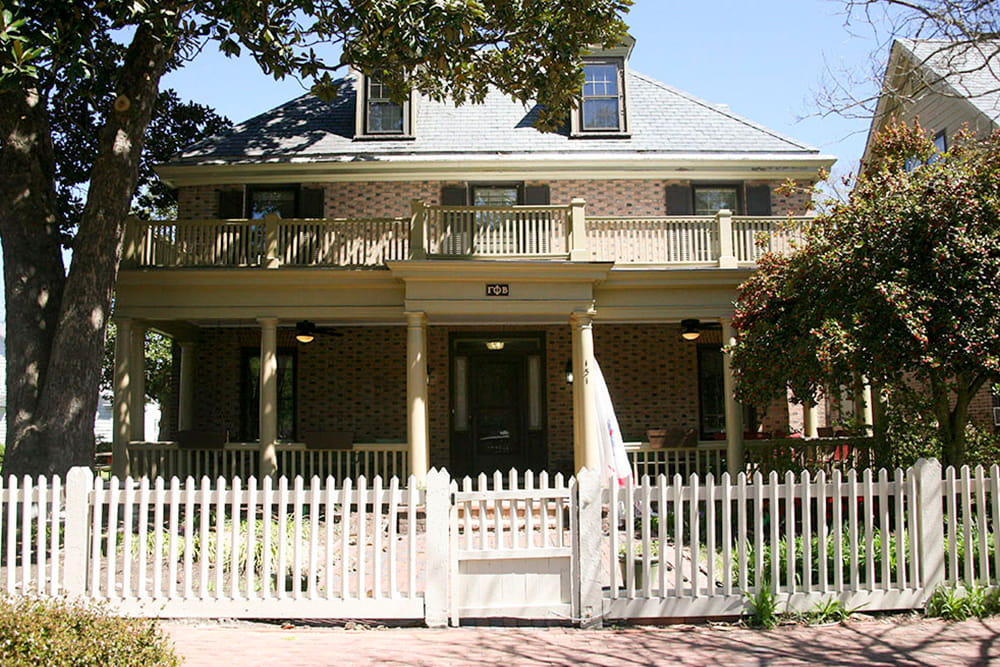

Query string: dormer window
576 57 627 135
366 78 404 134
356 74 413 138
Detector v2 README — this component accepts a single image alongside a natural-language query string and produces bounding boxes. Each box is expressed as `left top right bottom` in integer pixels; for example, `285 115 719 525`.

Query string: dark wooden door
469 355 526 475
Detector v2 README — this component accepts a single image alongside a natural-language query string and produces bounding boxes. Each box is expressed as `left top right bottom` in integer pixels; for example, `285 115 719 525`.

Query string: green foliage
732 121 1000 466
744 580 780 629
0 595 179 666
925 585 1000 621
2 0 632 132
741 525 908 587
965 425 1000 467
804 597 857 624
147 512 313 586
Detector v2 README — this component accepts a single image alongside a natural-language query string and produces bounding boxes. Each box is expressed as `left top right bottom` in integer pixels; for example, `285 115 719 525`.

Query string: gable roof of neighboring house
159 70 832 184
900 38 1000 124
864 38 1000 163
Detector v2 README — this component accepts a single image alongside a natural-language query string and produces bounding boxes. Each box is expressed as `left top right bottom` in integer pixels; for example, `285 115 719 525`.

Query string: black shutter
746 185 772 216
524 185 550 205
218 189 244 219
665 184 693 215
299 187 325 219
440 185 468 206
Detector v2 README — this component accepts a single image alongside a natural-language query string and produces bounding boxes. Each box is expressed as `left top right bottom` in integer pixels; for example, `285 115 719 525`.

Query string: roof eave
157 153 836 187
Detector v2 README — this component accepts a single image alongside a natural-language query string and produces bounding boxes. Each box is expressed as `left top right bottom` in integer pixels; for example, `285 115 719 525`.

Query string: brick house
112 38 836 482
864 38 1000 432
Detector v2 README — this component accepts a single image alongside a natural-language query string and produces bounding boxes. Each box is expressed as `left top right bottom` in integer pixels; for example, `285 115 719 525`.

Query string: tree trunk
931 371 986 469
0 86 66 475
0 18 178 476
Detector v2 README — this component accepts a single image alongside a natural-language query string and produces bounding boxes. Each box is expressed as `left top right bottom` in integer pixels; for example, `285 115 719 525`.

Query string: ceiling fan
294 320 343 343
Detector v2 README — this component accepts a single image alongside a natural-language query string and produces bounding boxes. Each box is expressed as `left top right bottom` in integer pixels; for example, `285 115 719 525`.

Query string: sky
162 0 888 175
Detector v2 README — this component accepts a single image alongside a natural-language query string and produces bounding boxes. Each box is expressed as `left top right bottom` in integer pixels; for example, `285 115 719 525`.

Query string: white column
130 321 146 441
571 311 599 473
803 402 818 438
113 318 133 479
178 341 196 432
568 197 589 261
857 378 875 437
721 318 745 478
258 317 279 478
717 209 737 268
406 311 430 485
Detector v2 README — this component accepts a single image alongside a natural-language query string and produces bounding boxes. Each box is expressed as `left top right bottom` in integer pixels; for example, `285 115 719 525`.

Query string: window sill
570 132 631 140
353 134 416 141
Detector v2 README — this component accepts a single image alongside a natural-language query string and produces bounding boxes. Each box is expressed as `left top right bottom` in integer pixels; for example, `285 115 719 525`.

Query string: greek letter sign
485 283 510 297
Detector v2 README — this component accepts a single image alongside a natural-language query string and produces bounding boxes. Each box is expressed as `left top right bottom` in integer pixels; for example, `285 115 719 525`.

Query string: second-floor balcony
123 200 808 270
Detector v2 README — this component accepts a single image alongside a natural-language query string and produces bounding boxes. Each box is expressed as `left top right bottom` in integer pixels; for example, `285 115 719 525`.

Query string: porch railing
126 442 409 482
732 216 808 263
626 437 874 480
588 217 717 264
125 204 807 269
423 204 568 256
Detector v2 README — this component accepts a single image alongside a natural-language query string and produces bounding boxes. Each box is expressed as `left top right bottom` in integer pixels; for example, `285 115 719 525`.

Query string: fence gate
448 471 577 625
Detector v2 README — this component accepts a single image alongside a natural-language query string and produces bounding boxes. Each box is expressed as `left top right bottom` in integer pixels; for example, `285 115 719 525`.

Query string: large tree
731 120 1000 468
0 0 631 475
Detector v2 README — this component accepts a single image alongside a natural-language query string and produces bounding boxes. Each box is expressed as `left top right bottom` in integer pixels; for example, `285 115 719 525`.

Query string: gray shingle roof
900 38 1000 124
171 70 820 166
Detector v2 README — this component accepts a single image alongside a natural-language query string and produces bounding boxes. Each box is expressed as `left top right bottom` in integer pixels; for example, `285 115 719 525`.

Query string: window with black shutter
746 185 772 216
218 190 245 219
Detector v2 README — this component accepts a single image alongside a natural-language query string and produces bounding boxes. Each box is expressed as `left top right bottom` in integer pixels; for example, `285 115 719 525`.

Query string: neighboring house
864 38 1000 432
864 39 1000 162
113 36 836 481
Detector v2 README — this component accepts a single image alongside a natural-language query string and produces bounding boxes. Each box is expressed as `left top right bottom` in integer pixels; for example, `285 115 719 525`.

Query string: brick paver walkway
164 616 1000 666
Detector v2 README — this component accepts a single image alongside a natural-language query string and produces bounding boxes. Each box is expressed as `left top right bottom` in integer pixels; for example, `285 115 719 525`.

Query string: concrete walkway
164 616 1000 666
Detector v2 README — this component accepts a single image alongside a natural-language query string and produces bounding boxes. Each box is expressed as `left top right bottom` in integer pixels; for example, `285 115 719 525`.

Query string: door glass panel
453 356 468 431
474 360 518 458
528 355 542 430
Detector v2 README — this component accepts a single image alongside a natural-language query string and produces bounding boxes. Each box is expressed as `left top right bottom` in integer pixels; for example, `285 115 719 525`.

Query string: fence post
717 208 737 268
568 198 589 261
409 200 428 259
263 212 280 268
575 469 604 628
423 468 450 628
63 466 94 596
914 458 945 596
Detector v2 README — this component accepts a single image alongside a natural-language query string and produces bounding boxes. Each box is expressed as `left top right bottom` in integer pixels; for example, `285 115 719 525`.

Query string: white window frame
572 57 628 136
354 73 415 138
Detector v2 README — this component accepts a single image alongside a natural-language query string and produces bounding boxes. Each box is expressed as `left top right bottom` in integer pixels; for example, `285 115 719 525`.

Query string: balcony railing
123 202 807 269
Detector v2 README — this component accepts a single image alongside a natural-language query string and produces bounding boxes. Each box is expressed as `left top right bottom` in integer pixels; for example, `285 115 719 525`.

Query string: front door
450 335 547 477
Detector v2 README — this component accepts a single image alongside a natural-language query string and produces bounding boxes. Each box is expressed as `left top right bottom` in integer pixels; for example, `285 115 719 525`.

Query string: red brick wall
184 322 792 473
176 179 815 220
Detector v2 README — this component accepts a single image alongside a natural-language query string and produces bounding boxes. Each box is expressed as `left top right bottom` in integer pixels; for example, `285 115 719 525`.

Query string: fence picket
0 462 996 624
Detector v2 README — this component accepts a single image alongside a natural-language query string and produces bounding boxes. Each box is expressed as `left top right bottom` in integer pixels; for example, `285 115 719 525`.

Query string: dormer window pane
582 62 622 131
366 78 404 134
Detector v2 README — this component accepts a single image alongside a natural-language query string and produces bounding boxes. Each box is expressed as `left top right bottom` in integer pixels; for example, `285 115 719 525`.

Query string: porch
122 202 807 269
110 318 876 485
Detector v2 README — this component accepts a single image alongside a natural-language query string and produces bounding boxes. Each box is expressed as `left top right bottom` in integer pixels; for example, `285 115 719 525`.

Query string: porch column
571 310 599 473
178 340 196 432
721 317 745 478
112 317 133 479
803 402 818 438
258 317 279 478
406 311 430 485
130 321 146 441
856 378 875 437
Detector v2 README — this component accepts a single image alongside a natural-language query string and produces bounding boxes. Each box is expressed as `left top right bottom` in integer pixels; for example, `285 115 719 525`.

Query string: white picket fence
0 459 992 626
